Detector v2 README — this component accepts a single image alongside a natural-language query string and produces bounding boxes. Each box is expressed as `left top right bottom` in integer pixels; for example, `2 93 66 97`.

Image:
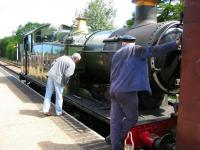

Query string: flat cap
119 35 136 42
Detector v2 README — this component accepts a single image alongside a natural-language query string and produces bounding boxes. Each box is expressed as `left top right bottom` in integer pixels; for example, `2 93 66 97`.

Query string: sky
0 0 135 38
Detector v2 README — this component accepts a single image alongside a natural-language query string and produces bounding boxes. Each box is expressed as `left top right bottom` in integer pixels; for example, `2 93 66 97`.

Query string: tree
0 36 18 60
0 38 9 57
83 0 117 30
124 12 135 28
157 0 184 22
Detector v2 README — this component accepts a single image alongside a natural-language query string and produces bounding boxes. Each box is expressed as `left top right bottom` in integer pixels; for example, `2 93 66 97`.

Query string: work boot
105 135 111 145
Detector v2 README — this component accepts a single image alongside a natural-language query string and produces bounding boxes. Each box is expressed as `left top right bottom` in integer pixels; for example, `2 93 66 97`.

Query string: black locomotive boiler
20 2 182 123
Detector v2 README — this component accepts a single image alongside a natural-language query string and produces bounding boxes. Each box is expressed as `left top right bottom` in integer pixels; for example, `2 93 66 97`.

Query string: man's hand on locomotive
62 76 70 85
176 35 182 51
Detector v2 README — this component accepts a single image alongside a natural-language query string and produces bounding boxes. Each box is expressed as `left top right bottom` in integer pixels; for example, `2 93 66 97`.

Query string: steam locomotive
19 2 182 125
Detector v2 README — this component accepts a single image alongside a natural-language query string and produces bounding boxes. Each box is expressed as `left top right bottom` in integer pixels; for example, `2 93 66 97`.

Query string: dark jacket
110 41 178 93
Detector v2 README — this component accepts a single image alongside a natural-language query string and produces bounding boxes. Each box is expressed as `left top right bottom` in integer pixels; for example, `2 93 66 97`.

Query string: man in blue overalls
108 35 180 150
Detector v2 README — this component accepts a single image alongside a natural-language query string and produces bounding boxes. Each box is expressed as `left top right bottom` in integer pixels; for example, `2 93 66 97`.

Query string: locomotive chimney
132 0 158 26
75 17 89 34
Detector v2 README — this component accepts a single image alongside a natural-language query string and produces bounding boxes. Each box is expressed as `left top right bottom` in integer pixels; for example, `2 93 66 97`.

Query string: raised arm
135 41 178 58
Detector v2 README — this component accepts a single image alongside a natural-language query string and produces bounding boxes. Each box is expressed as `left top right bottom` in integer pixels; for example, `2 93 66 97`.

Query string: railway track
0 58 20 66
0 59 20 77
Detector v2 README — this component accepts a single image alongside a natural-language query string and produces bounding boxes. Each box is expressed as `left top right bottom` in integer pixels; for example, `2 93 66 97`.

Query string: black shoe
105 135 111 145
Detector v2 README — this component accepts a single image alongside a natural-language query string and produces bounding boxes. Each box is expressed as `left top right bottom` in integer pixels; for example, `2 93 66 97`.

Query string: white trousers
43 77 64 115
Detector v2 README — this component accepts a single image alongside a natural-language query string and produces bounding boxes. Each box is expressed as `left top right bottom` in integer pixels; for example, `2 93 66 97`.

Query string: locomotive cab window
35 30 42 43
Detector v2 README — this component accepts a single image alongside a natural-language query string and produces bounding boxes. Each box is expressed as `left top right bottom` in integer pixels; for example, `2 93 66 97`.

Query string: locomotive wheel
76 88 93 99
154 134 176 150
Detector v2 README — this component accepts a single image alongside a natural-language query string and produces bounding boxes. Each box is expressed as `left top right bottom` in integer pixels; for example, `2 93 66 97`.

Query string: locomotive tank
75 1 182 109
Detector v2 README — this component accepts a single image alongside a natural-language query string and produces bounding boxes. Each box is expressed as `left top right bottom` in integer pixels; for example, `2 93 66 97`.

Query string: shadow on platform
0 75 42 104
19 109 46 118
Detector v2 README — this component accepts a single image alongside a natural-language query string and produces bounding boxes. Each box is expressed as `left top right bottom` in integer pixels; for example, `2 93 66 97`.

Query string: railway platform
0 66 111 150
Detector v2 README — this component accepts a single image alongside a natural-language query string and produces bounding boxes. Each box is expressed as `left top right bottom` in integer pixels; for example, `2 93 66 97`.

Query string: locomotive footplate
64 94 110 124
63 94 175 125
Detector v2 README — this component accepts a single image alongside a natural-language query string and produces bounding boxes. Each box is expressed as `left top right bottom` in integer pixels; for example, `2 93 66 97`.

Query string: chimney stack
132 0 159 27
75 17 89 34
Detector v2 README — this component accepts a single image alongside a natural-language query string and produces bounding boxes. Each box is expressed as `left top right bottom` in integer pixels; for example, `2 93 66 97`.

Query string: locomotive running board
64 94 175 126
63 94 110 124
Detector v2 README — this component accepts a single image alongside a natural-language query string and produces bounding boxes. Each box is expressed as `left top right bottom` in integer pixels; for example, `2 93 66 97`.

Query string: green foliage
83 0 117 30
6 37 17 60
124 12 135 28
157 0 184 22
0 36 18 60
0 38 8 58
